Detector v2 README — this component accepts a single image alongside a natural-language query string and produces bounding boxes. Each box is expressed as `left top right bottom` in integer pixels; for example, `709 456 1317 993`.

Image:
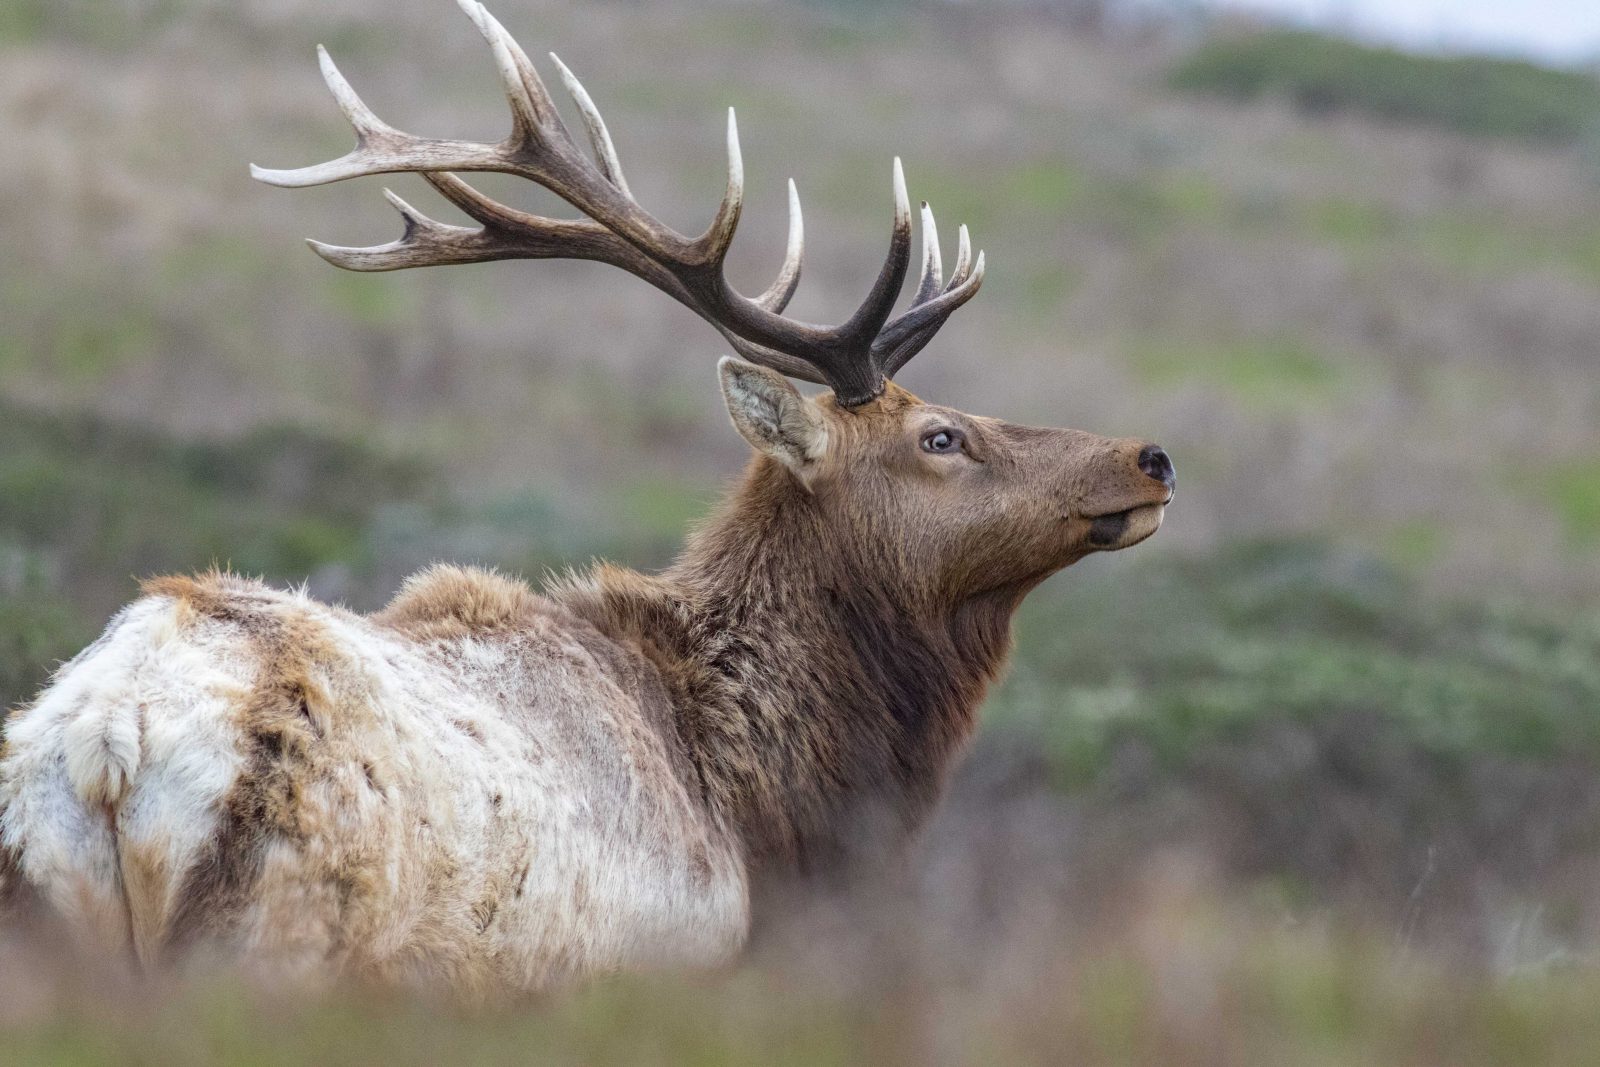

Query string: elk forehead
815 379 925 428
814 382 1143 484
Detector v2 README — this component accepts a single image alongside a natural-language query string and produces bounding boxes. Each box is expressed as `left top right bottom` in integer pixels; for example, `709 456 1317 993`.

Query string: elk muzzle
1082 440 1174 551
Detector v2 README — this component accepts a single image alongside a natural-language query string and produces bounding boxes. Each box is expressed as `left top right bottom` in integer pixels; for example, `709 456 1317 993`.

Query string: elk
0 0 1174 994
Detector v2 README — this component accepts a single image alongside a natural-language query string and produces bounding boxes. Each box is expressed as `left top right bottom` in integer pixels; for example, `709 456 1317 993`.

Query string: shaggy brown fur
0 818 23 915
548 381 1164 880
555 487 1009 877
375 565 552 641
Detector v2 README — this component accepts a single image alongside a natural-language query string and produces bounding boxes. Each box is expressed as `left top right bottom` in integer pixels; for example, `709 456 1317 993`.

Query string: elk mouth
1086 501 1168 550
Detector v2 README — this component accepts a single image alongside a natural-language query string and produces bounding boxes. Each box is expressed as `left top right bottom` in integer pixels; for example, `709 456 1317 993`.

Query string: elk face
720 359 1174 600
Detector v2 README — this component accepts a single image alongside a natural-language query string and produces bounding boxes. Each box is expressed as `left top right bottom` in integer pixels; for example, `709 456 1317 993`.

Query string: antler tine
874 250 985 378
457 0 563 139
305 188 472 271
945 223 974 292
720 333 830 385
913 201 943 306
694 109 745 267
836 157 914 345
423 172 636 261
424 171 533 229
315 44 390 140
252 1 573 191
549 52 631 197
309 181 627 272
250 46 506 189
754 178 804 313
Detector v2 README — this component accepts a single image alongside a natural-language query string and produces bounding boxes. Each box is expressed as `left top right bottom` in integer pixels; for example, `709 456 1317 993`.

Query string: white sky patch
1206 0 1600 64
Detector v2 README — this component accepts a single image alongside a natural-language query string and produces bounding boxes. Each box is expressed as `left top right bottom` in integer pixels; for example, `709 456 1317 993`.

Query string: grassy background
3 0 1600 1059
1171 29 1600 143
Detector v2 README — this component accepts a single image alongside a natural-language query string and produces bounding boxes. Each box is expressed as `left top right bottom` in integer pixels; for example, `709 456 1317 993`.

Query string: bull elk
0 0 1175 993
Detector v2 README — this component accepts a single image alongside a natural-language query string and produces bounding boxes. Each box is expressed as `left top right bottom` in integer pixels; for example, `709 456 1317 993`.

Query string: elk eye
921 428 964 455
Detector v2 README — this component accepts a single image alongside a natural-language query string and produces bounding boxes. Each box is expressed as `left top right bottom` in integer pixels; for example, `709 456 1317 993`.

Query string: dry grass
6 854 1600 1066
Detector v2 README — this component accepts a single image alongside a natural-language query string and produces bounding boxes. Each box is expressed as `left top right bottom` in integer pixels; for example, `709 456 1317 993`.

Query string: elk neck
554 455 1022 879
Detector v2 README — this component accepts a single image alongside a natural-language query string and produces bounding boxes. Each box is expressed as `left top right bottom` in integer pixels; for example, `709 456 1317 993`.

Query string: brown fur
555 474 1008 878
551 382 1172 881
374 565 551 641
0 821 24 918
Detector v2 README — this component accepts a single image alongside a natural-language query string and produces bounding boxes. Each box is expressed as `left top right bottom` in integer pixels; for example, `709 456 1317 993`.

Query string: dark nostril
1138 444 1175 490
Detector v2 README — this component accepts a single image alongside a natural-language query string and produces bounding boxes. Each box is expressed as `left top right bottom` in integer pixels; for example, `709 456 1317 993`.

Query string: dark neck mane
554 458 1021 877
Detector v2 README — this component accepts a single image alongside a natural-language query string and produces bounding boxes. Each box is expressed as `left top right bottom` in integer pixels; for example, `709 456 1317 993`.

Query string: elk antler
251 0 984 407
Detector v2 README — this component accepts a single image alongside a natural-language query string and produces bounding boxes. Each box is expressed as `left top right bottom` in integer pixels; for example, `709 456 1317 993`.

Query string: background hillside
3 0 1600 1059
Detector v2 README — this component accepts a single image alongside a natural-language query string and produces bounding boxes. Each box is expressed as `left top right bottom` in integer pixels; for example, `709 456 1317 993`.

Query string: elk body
0 1 1175 994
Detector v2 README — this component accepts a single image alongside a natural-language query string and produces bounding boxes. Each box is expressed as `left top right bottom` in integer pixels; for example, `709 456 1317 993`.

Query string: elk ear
718 356 828 476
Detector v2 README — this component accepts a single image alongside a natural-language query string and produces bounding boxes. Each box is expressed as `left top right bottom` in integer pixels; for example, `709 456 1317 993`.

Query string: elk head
253 0 1174 606
717 362 1171 609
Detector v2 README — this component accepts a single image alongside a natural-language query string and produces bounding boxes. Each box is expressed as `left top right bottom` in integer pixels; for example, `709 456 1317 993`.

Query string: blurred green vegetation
1381 518 1448 569
1533 457 1600 547
0 0 48 45
1129 336 1354 408
1418 211 1600 286
0 401 428 707
0 0 190 47
1172 30 1600 144
0 400 426 581
992 541 1600 787
9 926 1600 1066
0 572 92 714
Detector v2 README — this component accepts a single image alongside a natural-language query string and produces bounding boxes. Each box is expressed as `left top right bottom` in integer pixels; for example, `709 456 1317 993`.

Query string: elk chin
1086 502 1166 551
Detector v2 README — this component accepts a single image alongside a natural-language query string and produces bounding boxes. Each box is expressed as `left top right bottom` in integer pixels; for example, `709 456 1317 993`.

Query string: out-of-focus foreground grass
6 913 1600 1066
3 0 1600 1060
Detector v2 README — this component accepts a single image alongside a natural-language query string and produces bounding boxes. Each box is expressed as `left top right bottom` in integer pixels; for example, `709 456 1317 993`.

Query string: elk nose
1138 444 1175 491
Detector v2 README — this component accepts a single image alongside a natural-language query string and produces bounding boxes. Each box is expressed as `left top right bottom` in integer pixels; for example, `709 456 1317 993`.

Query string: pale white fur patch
2 601 161 945
3 581 750 990
62 693 142 809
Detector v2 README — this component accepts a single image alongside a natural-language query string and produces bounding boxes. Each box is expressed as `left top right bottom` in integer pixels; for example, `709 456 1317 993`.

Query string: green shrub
0 401 432 709
1172 30 1600 144
1537 458 1600 547
0 578 93 712
992 540 1600 785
